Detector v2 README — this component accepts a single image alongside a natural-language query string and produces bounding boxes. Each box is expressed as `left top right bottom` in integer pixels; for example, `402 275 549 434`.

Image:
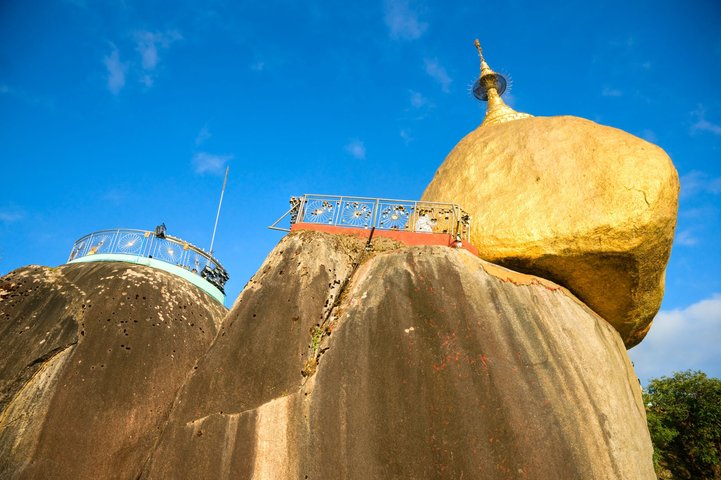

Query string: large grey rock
0 262 226 479
143 231 655 479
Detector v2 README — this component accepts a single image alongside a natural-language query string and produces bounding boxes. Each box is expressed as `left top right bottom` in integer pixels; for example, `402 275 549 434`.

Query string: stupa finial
471 39 532 127
474 39 492 77
474 39 483 62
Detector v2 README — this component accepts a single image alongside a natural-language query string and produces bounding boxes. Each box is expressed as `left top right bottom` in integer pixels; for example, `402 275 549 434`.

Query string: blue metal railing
269 194 471 241
67 228 229 293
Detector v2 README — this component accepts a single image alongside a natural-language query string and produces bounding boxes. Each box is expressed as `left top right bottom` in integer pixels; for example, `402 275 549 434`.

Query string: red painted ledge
290 222 478 256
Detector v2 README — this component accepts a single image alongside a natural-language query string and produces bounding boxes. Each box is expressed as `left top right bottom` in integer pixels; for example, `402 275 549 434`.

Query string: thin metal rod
209 166 229 255
298 196 307 222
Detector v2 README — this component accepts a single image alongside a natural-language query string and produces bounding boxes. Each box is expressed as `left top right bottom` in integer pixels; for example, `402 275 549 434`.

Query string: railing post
104 231 112 253
88 233 97 254
453 205 459 238
146 234 155 258
138 233 146 257
410 200 418 232
83 235 92 256
333 196 343 226
371 198 379 228
180 246 189 269
141 233 147 257
298 195 307 223
109 229 121 253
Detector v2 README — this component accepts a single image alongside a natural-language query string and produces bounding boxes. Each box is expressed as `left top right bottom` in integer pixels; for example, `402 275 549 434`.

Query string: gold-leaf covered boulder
422 42 679 348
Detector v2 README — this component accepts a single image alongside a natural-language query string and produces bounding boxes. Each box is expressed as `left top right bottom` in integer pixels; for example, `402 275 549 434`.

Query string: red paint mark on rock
480 353 489 370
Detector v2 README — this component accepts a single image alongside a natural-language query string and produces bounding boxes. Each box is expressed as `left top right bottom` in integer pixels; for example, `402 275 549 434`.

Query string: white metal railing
67 228 229 293
269 194 471 241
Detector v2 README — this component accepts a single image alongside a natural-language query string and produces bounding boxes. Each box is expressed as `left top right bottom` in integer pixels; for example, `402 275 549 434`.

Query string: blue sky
1 0 720 385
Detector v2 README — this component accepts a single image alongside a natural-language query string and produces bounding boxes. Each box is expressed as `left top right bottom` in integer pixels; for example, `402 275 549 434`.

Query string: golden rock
422 115 679 347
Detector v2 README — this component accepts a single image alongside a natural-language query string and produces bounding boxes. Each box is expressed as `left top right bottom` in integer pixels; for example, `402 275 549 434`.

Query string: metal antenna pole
209 166 229 256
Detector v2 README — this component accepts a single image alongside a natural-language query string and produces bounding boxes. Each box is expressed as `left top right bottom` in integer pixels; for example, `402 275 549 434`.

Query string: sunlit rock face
0 262 226 480
142 231 655 479
422 115 679 347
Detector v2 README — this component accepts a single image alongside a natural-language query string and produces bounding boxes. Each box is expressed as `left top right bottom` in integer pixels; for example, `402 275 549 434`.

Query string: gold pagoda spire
473 39 532 127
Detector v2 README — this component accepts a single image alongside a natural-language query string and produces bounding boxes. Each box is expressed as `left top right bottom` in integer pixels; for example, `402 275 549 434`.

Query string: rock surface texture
0 262 226 479
142 230 655 479
422 115 679 347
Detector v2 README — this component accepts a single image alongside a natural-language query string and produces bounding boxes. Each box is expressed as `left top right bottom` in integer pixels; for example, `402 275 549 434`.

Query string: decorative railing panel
270 194 471 241
67 228 229 293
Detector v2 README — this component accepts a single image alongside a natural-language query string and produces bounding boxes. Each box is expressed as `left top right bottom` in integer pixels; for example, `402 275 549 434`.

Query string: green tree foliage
644 370 721 479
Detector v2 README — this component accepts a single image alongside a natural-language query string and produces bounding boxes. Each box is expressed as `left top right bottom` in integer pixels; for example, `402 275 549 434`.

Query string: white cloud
104 47 128 95
140 74 153 88
400 128 412 143
629 294 721 384
608 36 636 50
383 0 427 41
674 229 698 247
249 60 265 72
602 86 623 97
0 210 24 222
680 170 721 199
193 152 232 175
409 90 429 109
691 105 721 136
102 188 127 205
345 139 366 160
692 120 721 135
137 34 159 71
0 83 53 107
424 58 451 93
195 126 211 146
692 118 721 135
680 205 718 220
134 30 182 87
640 129 657 143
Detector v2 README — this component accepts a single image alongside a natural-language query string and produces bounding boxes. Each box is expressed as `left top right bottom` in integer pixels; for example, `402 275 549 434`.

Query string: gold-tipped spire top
472 39 532 127
474 39 494 78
